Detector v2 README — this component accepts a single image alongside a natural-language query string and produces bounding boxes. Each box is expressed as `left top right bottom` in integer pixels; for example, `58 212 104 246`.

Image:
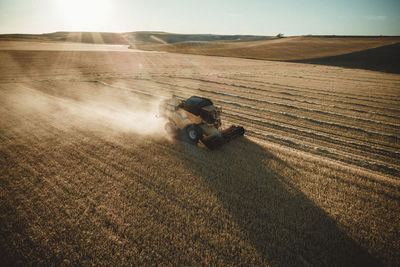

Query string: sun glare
57 0 110 31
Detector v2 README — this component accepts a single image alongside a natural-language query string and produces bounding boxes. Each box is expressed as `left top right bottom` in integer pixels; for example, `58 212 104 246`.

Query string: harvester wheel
185 124 202 144
164 122 177 135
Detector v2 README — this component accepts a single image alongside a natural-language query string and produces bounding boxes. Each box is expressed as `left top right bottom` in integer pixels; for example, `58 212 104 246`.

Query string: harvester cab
159 96 245 150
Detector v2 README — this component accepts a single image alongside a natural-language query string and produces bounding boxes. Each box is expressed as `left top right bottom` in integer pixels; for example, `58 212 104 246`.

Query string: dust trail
67 97 167 135
4 82 168 137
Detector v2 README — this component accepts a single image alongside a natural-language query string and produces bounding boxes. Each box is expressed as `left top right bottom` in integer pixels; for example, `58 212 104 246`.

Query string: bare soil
1 41 399 266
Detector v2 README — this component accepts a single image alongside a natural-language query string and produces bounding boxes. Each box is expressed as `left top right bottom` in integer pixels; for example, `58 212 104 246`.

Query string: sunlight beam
57 0 111 31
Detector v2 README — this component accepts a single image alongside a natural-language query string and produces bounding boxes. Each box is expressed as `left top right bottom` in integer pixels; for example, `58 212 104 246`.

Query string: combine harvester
159 96 245 150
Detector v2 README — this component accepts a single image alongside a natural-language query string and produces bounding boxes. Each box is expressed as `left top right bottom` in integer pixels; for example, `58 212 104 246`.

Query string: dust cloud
69 98 167 135
6 83 168 138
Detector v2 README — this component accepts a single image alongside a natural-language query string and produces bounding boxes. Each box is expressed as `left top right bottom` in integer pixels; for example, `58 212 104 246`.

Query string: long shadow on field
288 42 400 74
178 137 382 266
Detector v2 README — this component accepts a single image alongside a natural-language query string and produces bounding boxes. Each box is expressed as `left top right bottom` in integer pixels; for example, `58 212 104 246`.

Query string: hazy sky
0 0 399 35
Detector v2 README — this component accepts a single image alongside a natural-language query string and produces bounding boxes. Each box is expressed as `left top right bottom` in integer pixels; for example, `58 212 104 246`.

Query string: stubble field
1 42 399 266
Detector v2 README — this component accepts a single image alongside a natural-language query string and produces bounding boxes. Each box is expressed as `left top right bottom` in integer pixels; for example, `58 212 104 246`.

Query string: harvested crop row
128 77 399 148
91 76 399 177
237 70 400 96
155 75 400 127
221 74 400 105
142 77 400 135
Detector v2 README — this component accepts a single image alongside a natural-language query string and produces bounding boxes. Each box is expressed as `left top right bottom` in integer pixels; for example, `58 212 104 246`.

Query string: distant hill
0 31 274 45
292 42 400 73
135 35 400 60
1 31 399 73
135 35 400 73
122 31 275 46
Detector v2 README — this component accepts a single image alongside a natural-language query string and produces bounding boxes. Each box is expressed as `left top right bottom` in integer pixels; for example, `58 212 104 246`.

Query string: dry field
137 36 400 74
1 42 400 266
136 36 400 60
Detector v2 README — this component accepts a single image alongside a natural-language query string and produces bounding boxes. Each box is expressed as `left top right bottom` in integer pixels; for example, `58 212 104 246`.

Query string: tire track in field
91 78 400 152
223 113 399 173
178 73 400 102
169 75 400 114
185 74 400 105
204 75 400 115
102 77 400 177
136 77 400 142
219 101 400 174
242 69 400 86
222 110 400 170
148 76 400 130
158 75 400 125
225 118 400 177
218 75 400 106
216 97 400 152
221 105 400 159
220 101 400 146
238 72 400 98
109 78 400 177
102 77 399 159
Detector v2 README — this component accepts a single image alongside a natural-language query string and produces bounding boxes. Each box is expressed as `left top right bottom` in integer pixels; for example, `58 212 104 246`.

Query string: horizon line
1 31 400 38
